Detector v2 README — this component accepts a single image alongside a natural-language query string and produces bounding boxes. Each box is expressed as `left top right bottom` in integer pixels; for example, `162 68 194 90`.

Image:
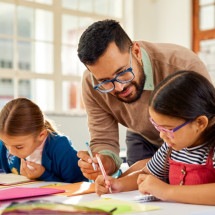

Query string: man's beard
115 64 145 104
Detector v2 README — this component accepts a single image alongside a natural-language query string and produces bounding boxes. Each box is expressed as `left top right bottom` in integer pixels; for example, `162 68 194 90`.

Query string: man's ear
132 42 142 62
195 115 208 132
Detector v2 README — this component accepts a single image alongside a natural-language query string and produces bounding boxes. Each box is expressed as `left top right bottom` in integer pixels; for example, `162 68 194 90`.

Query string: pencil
96 154 112 193
85 142 97 171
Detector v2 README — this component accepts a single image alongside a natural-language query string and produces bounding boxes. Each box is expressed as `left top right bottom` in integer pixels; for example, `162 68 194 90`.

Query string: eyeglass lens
99 69 134 91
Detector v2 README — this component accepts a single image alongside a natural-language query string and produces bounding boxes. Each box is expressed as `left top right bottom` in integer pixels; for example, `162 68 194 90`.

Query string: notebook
101 190 159 202
0 187 65 201
0 173 32 185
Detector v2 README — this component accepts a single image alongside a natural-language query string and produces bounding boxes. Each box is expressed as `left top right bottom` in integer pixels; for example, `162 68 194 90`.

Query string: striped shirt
147 142 215 181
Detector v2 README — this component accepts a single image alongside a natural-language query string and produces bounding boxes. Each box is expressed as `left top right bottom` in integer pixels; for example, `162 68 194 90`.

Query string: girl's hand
137 174 170 200
95 175 122 196
20 158 45 179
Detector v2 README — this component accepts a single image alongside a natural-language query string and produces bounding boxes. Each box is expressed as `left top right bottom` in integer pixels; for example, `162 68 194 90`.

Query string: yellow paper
78 198 160 214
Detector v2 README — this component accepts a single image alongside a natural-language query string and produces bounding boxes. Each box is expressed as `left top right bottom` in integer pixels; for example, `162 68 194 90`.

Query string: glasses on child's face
149 117 192 139
90 47 135 93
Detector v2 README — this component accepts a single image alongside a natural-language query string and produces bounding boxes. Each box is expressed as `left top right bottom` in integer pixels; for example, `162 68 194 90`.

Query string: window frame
0 0 125 114
192 0 215 52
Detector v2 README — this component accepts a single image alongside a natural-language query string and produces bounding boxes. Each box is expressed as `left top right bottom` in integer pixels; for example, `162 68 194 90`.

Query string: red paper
0 187 65 201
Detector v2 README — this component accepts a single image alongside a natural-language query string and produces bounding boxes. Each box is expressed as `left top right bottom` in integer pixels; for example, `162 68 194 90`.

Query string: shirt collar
25 136 47 165
141 47 154 90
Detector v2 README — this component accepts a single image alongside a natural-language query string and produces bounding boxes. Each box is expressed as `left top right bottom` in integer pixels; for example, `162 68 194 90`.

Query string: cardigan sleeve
39 135 86 183
82 70 122 169
0 141 11 173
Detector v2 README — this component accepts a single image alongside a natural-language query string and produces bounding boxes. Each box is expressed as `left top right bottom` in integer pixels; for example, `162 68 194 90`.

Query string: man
77 19 211 180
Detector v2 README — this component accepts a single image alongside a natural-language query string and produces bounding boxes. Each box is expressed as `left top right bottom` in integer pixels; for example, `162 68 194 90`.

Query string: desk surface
0 181 214 215
0 192 214 215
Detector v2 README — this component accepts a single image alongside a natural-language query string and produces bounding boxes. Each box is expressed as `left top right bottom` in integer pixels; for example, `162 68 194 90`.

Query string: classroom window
0 78 14 107
0 0 124 113
25 0 53 5
193 0 215 84
61 15 92 76
0 39 13 69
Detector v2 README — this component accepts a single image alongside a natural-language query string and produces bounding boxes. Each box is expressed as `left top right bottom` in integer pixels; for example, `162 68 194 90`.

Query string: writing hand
77 151 117 180
137 174 169 200
95 175 120 196
20 158 45 179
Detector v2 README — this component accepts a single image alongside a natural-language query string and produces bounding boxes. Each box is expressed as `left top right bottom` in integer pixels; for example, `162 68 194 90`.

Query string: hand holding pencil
85 142 97 171
77 147 118 181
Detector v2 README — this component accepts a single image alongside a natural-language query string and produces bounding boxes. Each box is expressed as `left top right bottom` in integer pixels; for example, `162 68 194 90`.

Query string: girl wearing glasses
95 70 215 205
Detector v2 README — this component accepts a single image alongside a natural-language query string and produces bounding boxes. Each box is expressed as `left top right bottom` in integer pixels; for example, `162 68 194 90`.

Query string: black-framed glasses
90 47 135 93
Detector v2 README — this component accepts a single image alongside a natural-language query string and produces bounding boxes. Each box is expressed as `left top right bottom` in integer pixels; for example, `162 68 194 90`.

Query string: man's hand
77 151 117 180
20 158 45 180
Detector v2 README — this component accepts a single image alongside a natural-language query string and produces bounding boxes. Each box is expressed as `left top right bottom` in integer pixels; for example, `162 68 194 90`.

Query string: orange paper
43 181 95 196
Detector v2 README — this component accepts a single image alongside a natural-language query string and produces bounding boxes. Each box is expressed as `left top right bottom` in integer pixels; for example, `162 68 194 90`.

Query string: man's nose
114 81 125 92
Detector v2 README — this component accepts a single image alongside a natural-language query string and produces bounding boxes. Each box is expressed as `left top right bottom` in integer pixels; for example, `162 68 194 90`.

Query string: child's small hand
137 173 169 200
95 175 121 196
20 158 45 179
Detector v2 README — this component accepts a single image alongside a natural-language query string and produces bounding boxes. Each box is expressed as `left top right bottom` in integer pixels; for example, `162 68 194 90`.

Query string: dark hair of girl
149 70 215 145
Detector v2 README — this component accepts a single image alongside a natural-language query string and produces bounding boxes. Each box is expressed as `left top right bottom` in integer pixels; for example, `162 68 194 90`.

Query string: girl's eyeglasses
149 117 192 139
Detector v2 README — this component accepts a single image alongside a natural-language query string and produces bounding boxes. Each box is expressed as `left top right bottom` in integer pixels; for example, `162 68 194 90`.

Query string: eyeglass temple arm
129 46 133 69
90 73 96 88
173 120 192 132
84 63 96 88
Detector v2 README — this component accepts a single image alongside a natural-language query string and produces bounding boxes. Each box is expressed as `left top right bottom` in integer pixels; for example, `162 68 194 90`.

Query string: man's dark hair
77 19 132 65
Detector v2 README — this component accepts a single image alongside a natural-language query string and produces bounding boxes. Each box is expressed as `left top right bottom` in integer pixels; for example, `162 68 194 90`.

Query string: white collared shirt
25 137 47 169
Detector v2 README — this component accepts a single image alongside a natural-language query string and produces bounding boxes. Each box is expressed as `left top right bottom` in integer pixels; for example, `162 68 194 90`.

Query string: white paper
101 190 159 202
0 173 31 185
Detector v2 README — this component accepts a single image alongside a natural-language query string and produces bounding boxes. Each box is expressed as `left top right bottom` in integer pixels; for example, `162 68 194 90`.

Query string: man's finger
77 150 93 161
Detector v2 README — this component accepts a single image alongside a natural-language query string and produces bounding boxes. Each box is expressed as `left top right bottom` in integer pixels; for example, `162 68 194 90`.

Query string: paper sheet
79 198 160 214
101 190 159 203
0 187 65 201
0 173 32 185
42 181 95 196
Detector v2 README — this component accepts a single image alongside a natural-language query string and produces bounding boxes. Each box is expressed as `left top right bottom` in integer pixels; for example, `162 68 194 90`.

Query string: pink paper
0 187 65 201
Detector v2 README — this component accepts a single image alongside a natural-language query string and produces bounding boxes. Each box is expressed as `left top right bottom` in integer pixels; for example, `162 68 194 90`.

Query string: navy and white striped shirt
147 142 215 181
